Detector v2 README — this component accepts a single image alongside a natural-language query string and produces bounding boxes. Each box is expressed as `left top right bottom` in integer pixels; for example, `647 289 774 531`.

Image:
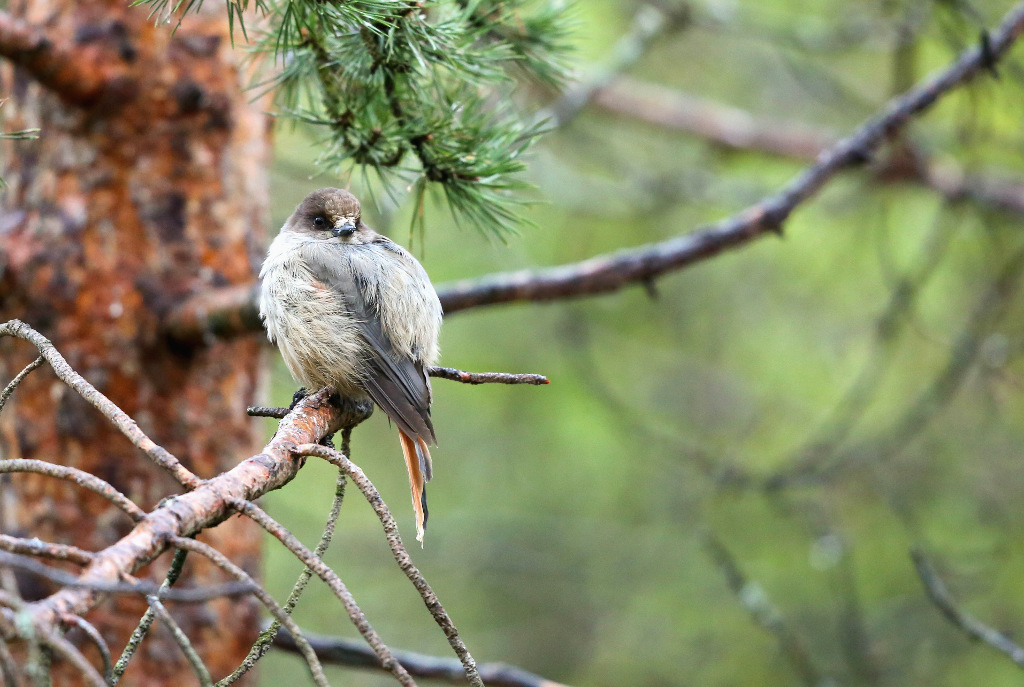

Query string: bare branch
0 356 43 414
0 551 252 602
433 2 1024 313
0 535 93 567
163 284 264 347
219 457 349 686
230 499 416 686
296 442 484 687
427 367 549 385
0 459 146 521
0 11 117 107
0 320 202 489
169 537 330 687
273 625 574 687
246 404 290 419
911 548 1024 668
596 78 835 159
247 367 547 419
111 548 190 684
18 384 344 634
60 615 112 684
147 597 213 687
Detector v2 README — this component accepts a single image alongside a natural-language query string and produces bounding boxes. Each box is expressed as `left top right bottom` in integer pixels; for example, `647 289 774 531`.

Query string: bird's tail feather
416 435 433 482
399 429 431 544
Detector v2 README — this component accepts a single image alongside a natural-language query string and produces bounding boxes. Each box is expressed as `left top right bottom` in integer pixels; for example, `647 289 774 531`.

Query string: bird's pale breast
259 233 366 394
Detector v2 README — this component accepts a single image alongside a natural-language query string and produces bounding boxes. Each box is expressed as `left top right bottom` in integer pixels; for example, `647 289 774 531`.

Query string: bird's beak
332 221 356 238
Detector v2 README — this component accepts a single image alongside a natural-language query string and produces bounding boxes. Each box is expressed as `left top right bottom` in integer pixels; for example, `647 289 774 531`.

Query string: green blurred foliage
257 0 1024 685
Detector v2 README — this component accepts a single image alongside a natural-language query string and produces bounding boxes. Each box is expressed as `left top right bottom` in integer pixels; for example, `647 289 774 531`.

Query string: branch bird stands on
0 318 549 686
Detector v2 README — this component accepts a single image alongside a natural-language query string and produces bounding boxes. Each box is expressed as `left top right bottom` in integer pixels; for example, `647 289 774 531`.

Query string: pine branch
136 0 573 237
155 1 1024 345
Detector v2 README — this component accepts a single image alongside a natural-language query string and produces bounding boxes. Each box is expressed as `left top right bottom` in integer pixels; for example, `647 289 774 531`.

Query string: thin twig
111 548 190 684
147 597 213 687
247 366 547 420
60 615 112 683
7 599 50 687
296 443 484 687
703 532 823 687
0 551 252 602
246 405 289 419
272 624 573 687
0 535 93 566
168 537 330 687
35 625 106 687
230 499 416 686
0 320 201 489
217 454 349 686
0 356 43 414
427 367 549 385
911 548 1024 667
0 459 146 521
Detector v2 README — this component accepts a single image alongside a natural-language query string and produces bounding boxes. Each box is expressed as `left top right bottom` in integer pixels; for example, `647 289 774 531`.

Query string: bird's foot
288 387 308 411
329 395 375 431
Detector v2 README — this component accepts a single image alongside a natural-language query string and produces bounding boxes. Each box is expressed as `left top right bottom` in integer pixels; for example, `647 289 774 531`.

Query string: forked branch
0 319 501 686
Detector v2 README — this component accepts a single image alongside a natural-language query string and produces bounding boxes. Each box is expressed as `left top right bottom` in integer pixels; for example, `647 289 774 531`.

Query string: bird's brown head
284 188 374 243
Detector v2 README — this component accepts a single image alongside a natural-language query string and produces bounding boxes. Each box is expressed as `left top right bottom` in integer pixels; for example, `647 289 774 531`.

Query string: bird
259 188 443 543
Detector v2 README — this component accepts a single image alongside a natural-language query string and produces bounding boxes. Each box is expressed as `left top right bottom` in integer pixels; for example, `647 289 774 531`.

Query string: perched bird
259 188 443 543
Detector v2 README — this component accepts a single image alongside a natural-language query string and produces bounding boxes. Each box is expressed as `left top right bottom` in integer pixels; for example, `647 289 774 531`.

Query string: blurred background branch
912 548 1024 668
272 625 573 687
703 532 825 687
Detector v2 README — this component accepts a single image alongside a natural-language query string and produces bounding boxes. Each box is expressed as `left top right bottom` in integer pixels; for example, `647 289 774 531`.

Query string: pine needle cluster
139 0 573 238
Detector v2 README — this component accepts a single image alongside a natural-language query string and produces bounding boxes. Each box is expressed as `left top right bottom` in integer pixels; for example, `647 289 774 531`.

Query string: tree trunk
0 0 270 684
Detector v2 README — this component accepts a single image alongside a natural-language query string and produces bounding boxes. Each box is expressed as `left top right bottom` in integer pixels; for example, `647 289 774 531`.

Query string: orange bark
0 0 270 684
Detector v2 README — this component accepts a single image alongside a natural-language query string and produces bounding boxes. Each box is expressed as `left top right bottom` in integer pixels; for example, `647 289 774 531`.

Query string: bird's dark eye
313 216 326 228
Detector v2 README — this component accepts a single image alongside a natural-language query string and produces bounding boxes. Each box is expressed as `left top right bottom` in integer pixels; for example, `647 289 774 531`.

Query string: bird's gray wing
305 249 436 447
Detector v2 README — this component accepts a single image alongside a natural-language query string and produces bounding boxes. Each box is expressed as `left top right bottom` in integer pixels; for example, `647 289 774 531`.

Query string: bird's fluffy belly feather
260 254 366 395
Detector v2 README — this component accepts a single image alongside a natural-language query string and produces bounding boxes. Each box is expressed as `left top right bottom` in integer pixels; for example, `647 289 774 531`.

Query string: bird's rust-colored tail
398 429 432 544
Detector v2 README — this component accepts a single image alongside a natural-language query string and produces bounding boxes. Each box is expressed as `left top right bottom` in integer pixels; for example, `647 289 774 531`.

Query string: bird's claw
288 387 308 411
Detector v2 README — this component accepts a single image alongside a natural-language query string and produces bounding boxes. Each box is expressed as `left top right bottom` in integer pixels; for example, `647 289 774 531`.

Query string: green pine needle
132 0 574 238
